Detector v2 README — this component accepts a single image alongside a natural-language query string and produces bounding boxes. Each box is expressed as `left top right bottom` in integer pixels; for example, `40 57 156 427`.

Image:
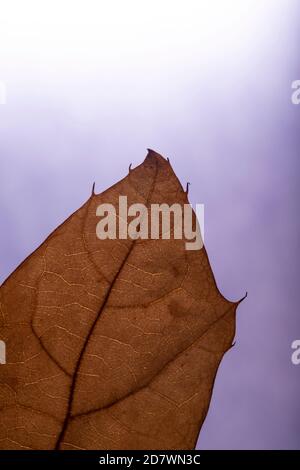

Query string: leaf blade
0 150 239 450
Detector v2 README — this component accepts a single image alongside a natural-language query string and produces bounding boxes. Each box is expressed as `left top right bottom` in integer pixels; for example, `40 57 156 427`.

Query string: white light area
0 0 295 120
0 0 287 74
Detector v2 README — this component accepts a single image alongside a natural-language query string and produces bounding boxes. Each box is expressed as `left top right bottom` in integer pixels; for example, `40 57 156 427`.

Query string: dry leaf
0 150 242 450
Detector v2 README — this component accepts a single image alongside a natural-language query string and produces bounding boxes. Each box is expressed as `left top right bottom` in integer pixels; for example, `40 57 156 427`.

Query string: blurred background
0 0 299 449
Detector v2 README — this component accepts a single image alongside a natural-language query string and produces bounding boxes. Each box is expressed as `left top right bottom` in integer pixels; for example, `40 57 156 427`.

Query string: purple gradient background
0 1 300 449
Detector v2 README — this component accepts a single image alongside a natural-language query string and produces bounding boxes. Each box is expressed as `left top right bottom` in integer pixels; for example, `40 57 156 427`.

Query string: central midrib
54 161 158 449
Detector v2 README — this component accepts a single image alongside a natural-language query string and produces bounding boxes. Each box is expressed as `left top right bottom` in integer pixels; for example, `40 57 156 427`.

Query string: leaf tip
145 148 168 165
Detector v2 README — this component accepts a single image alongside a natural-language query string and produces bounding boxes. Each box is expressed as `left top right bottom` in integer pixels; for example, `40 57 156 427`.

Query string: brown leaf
0 150 241 450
